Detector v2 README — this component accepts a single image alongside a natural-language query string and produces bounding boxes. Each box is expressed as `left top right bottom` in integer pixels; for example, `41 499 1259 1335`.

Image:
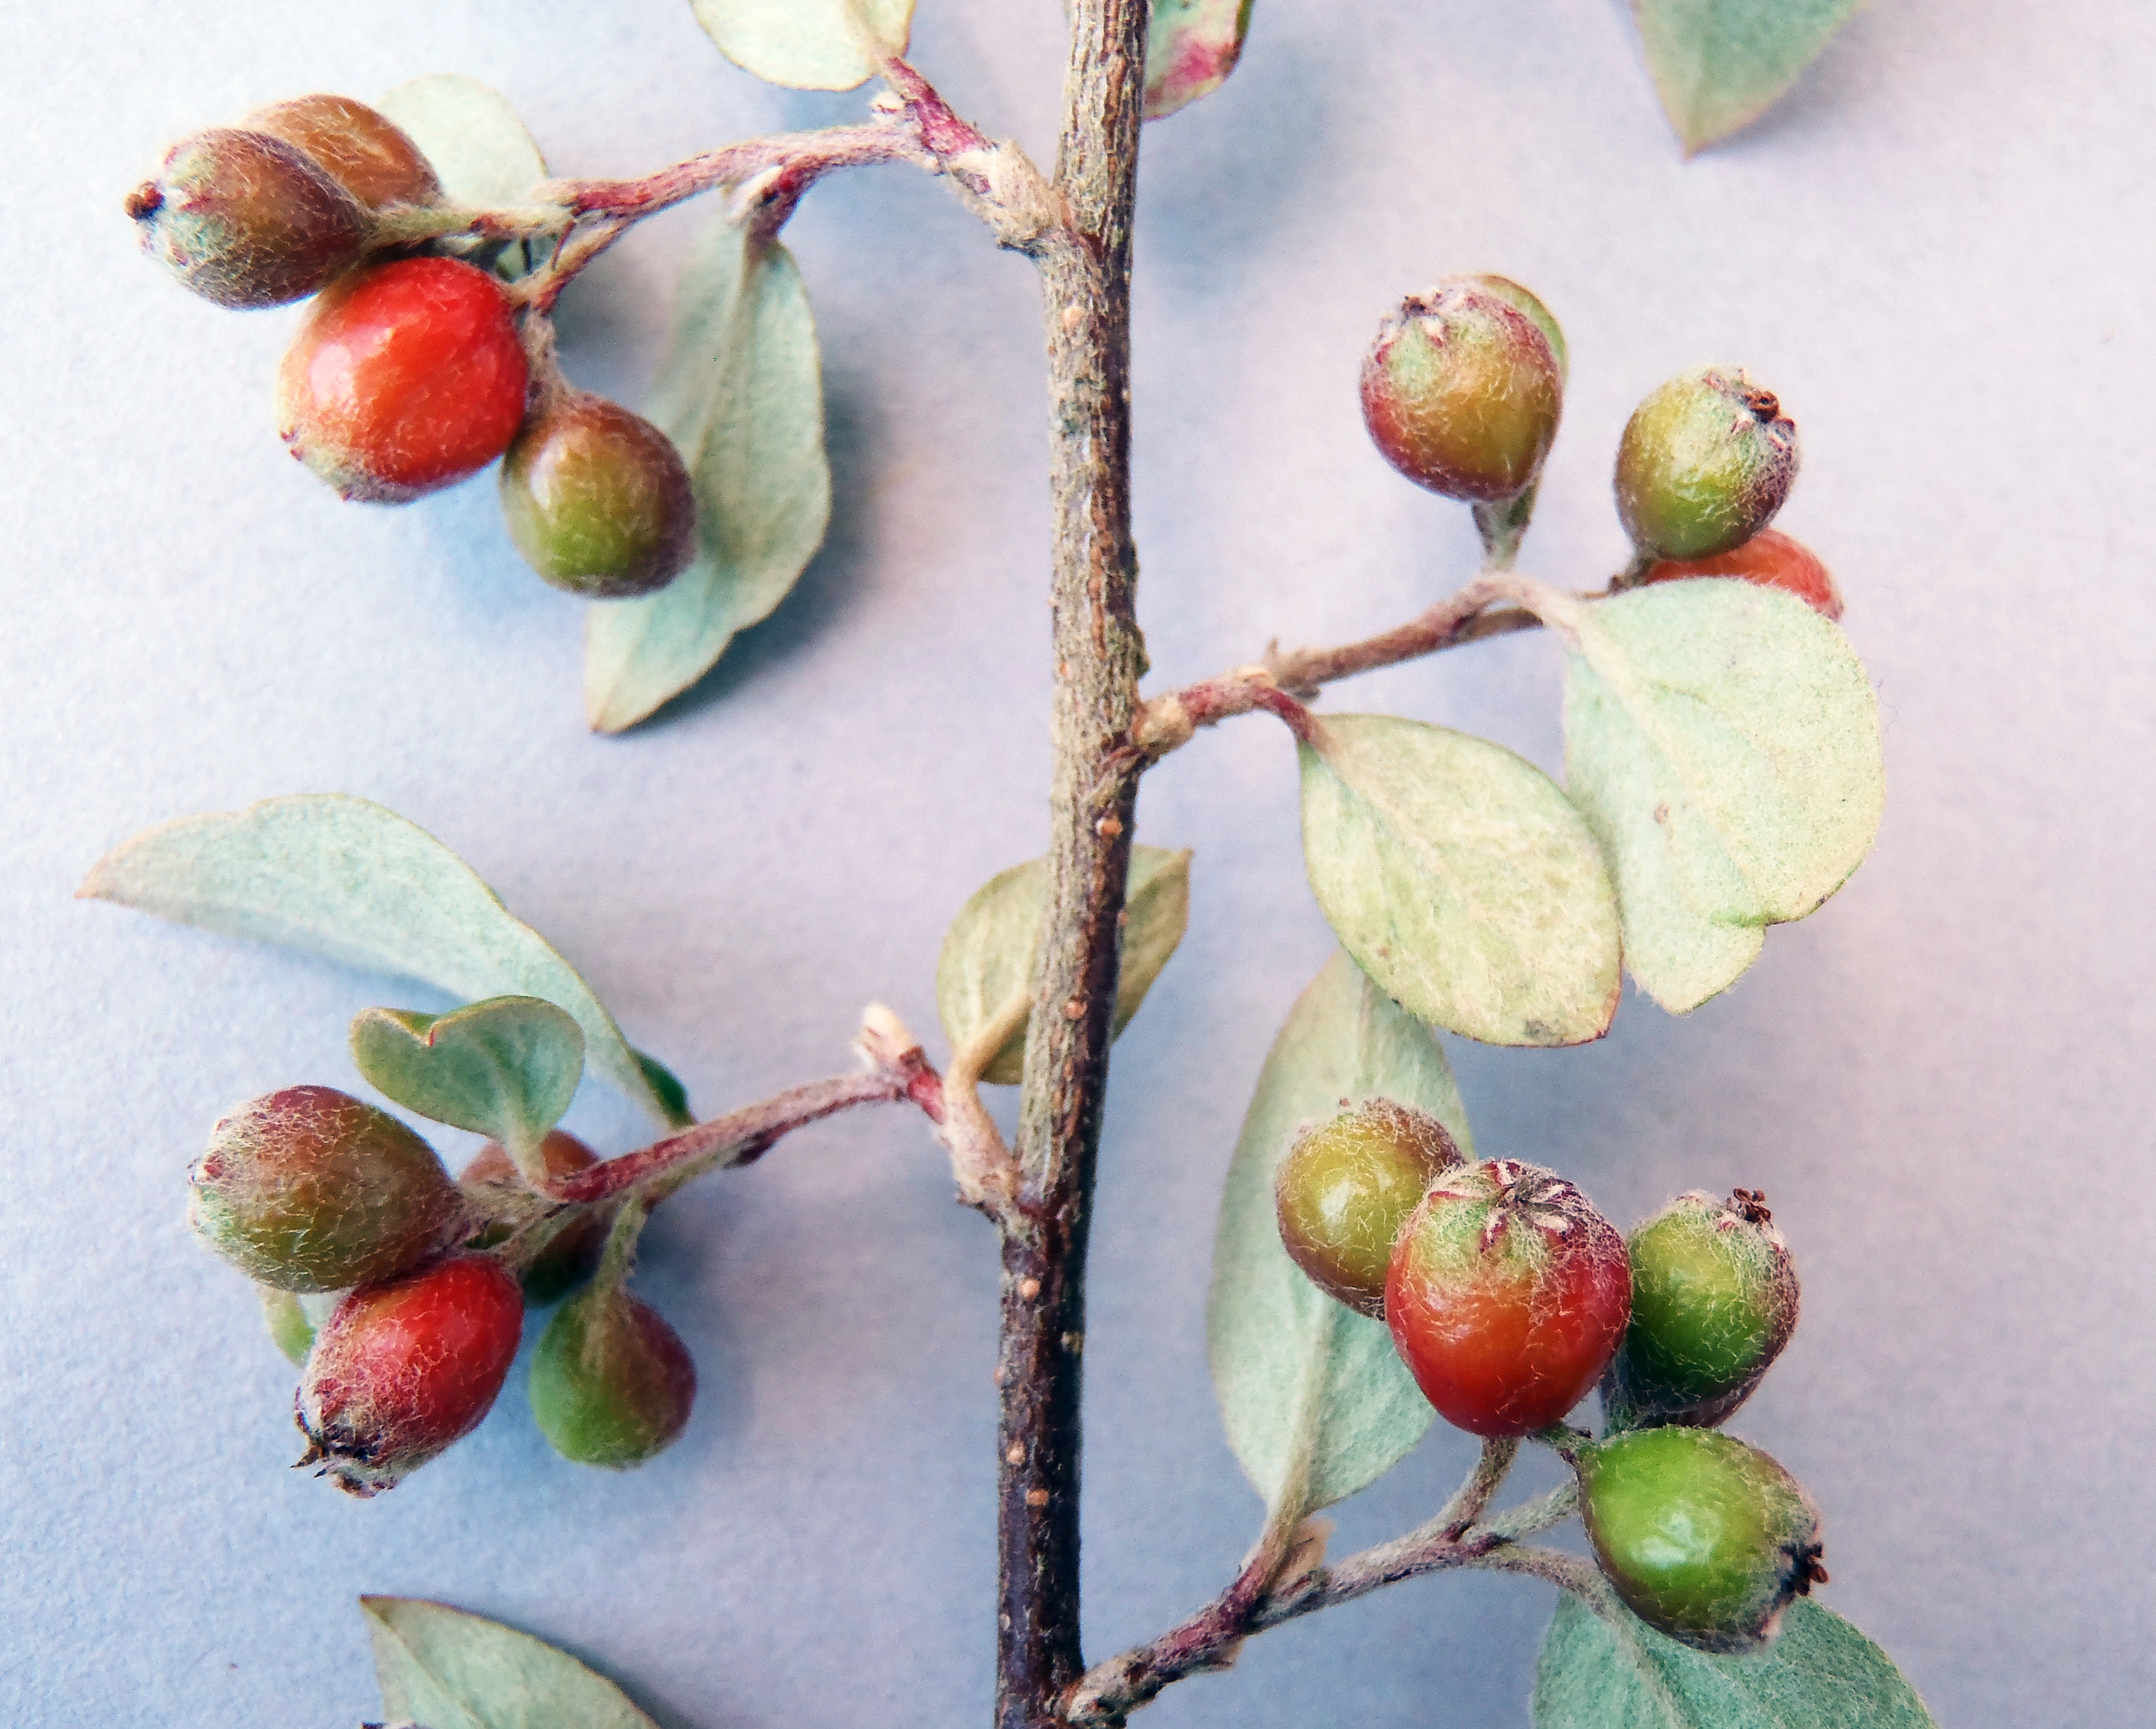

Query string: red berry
499 394 698 597
296 1253 524 1496
1637 528 1843 621
462 1130 609 1304
276 257 530 503
244 95 441 212
1385 1159 1631 1436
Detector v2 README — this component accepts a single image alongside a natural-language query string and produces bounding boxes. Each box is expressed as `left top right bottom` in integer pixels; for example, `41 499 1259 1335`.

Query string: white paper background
5 2 2152 1724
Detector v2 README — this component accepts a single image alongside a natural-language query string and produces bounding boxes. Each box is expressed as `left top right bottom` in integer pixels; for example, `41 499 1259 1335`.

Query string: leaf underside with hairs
79 793 674 1124
1553 580 1883 1014
1144 0 1256 119
363 1595 661 1729
1534 1596 1939 1728
688 0 914 91
351 996 584 1158
1208 949 1472 1512
936 846 1191 1084
585 216 830 733
1630 0 1865 154
1299 713 1622 1048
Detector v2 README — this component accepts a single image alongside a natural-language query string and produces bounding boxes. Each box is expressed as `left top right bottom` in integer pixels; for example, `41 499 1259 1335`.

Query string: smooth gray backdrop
5 2 2151 1724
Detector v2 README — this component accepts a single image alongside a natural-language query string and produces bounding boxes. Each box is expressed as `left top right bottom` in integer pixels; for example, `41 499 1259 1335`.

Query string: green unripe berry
189 1086 463 1293
1361 278 1564 503
243 94 442 212
1274 1099 1464 1316
1604 1188 1799 1432
1615 366 1798 560
499 395 698 598
125 127 371 309
1582 1427 1826 1653
529 1284 698 1467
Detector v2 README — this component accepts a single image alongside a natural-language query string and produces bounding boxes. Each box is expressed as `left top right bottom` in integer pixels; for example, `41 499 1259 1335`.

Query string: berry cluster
1275 1103 1821 1654
1360 274 1842 616
128 97 698 599
192 1085 695 1496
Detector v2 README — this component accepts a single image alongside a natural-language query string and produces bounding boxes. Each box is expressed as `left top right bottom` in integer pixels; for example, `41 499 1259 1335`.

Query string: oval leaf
585 220 831 732
1631 0 1864 155
937 846 1191 1085
1207 949 1472 1513
1298 714 1620 1048
1552 581 1883 1014
79 795 675 1125
352 996 584 1163
1144 0 1255 120
1534 1596 1939 1729
363 1595 661 1729
688 0 913 91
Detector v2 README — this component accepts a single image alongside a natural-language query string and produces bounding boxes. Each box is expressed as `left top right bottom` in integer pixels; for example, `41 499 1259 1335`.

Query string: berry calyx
1581 1426 1827 1653
126 127 371 309
1615 366 1798 561
463 1130 608 1305
1274 1098 1464 1317
1384 1159 1631 1436
189 1085 463 1293
244 95 442 211
296 1253 525 1496
529 1284 698 1467
499 394 698 597
1637 528 1843 621
276 256 530 503
1603 1188 1801 1433
1361 277 1564 503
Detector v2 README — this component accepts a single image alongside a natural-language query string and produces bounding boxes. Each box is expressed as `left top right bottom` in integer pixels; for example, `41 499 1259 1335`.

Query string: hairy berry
1582 1426 1826 1653
276 256 529 503
499 395 698 597
1275 1099 1463 1317
1361 278 1564 502
1638 527 1843 621
190 1085 462 1293
126 127 370 309
296 1253 524 1496
529 1284 698 1467
463 1130 608 1304
1604 1188 1799 1432
1385 1159 1631 1436
1466 275 1568 386
245 95 441 211
1615 366 1798 560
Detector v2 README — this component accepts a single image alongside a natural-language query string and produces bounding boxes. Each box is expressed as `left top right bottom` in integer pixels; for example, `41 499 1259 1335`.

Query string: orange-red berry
1637 528 1843 621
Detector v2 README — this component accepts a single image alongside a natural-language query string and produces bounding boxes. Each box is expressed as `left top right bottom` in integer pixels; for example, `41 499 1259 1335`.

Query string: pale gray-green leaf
79 795 673 1124
586 221 829 732
1553 580 1883 1014
351 996 584 1159
1631 0 1864 154
688 0 913 91
377 74 548 207
1534 1596 1938 1728
1207 949 1471 1512
1144 0 1255 120
936 847 1191 1085
364 1596 661 1729
1298 714 1620 1048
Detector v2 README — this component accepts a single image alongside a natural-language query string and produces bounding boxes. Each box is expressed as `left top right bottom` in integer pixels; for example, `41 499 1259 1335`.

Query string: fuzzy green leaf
79 794 675 1125
1208 950 1471 1512
377 74 548 206
1298 714 1620 1048
1630 0 1864 155
1144 0 1256 119
936 847 1191 1085
351 996 584 1165
687 0 913 91
585 220 830 732
1552 581 1883 1014
363 1596 661 1729
1534 1596 1937 1728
